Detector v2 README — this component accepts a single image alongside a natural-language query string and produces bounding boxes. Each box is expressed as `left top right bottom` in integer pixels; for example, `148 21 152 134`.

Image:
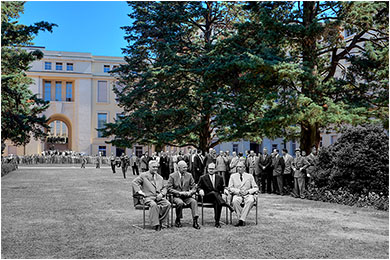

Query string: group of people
3 150 108 166
132 147 318 231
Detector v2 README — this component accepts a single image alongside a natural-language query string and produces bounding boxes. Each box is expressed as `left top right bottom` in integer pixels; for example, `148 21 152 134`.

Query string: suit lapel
147 173 157 189
239 174 248 189
206 174 214 190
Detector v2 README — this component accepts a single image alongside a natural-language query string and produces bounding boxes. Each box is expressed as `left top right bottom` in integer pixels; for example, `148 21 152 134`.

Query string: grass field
1 166 388 258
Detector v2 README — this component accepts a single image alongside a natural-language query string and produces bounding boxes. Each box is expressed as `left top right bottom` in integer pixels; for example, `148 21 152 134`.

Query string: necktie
211 175 215 188
240 174 243 182
180 175 184 187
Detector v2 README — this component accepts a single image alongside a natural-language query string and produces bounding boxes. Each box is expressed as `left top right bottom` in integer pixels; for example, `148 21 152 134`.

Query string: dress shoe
175 219 183 228
154 225 161 231
234 220 245 227
215 222 221 228
193 217 200 229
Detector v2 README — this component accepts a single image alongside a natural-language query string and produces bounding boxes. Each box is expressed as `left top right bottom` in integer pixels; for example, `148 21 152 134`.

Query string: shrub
305 186 389 211
313 124 389 196
1 163 17 177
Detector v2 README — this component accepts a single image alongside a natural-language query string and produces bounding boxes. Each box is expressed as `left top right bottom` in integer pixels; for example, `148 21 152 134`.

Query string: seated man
197 163 234 228
228 161 259 227
167 160 200 229
132 160 171 231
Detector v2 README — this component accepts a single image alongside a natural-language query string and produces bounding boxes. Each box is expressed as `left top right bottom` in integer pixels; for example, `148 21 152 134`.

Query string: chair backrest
132 185 143 206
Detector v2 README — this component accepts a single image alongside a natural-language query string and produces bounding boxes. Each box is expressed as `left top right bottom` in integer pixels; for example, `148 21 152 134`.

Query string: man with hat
292 148 310 199
167 160 200 229
228 161 259 227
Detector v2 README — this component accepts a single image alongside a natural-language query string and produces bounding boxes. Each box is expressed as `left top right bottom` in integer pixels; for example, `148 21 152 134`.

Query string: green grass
2 166 388 258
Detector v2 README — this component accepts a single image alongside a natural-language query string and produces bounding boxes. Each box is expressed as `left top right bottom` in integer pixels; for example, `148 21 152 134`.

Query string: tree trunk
300 121 321 155
155 144 165 153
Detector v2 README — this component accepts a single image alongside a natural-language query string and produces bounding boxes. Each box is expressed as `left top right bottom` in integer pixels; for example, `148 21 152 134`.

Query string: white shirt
209 174 215 187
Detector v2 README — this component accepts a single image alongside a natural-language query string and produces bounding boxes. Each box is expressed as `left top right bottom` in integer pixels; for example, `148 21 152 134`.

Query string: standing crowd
127 147 318 198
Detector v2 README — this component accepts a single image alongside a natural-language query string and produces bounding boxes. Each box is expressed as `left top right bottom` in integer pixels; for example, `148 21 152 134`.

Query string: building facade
4 47 342 157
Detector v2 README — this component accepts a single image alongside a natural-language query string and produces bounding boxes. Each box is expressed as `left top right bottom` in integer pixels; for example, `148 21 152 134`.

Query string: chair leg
256 199 258 225
171 206 173 227
201 204 204 225
143 205 146 229
225 206 228 225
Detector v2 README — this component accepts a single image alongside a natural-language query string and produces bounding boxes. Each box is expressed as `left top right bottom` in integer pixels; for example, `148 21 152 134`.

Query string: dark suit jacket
193 154 205 181
141 156 151 171
197 174 224 195
167 171 196 197
258 154 272 175
272 155 285 176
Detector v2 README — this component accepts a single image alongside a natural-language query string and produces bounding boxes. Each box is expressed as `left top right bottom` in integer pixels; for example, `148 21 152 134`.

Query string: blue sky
18 1 131 57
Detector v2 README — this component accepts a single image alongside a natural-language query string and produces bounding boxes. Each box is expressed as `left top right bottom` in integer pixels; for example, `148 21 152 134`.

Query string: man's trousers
204 191 225 223
293 177 306 198
272 175 283 194
145 198 171 226
173 197 198 219
232 195 255 222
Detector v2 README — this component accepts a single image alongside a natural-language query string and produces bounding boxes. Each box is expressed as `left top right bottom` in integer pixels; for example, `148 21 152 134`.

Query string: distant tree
1 1 56 154
103 1 264 152
215 1 389 154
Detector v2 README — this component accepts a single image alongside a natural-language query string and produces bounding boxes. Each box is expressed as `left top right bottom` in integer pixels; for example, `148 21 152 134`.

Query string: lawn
1 166 388 258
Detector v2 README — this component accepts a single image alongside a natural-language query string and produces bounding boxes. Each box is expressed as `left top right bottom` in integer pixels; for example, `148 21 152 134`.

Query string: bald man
132 160 171 231
167 160 200 229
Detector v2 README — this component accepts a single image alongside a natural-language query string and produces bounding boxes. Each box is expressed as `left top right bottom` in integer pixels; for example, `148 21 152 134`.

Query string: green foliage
107 1 388 153
217 1 389 153
312 124 389 196
105 1 258 152
306 187 388 211
1 1 56 153
1 163 17 177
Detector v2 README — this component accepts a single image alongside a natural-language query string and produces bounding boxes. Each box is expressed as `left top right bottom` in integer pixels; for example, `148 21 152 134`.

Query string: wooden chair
228 192 259 225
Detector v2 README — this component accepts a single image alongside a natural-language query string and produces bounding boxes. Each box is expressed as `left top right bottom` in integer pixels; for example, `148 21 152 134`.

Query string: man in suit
228 161 259 227
271 149 285 195
204 148 216 174
197 163 234 228
159 152 170 180
130 153 140 175
245 150 257 176
258 148 273 193
192 149 205 183
110 153 116 174
132 160 171 231
282 148 294 192
167 161 200 229
140 152 150 172
292 148 310 199
229 151 239 174
120 154 129 179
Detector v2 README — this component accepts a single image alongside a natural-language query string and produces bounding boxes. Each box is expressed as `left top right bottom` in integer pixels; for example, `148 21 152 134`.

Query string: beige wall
3 47 126 156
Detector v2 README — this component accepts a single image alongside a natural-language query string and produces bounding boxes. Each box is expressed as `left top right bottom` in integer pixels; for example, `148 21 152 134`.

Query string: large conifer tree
217 1 388 153
104 2 260 152
1 1 56 153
